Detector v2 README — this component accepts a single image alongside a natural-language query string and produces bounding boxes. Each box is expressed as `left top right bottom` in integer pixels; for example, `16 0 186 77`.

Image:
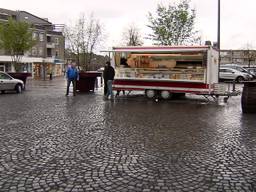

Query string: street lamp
217 0 221 80
217 0 220 50
42 58 46 81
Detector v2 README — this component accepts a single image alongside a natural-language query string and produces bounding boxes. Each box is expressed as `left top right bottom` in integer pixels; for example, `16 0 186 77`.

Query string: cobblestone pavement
0 78 256 192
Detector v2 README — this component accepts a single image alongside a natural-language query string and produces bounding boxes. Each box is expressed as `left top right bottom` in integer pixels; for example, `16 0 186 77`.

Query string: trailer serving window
114 51 207 82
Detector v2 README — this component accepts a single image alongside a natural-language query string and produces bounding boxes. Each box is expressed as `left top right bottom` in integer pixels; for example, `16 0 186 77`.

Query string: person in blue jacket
66 62 79 96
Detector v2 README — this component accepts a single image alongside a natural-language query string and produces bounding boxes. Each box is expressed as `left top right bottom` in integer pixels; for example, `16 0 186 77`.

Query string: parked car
246 68 256 79
220 64 255 78
219 67 253 82
0 71 24 94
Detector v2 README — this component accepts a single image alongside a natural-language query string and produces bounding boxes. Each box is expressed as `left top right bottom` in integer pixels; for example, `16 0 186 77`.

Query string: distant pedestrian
103 61 115 99
63 68 66 77
66 62 79 96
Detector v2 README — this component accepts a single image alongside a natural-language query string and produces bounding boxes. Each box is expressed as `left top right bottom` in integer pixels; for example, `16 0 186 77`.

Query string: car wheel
236 76 244 83
1 90 5 94
15 84 22 93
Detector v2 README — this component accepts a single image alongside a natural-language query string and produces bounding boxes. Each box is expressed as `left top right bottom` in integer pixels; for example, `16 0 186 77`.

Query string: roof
0 8 52 25
0 8 17 16
110 46 212 53
18 11 52 25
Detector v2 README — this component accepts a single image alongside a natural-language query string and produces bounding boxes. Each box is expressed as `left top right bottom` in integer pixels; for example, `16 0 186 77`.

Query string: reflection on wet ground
0 78 255 191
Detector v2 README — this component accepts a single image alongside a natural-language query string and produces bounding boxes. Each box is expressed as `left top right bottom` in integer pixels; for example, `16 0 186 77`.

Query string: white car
219 67 252 82
221 63 254 76
0 72 24 93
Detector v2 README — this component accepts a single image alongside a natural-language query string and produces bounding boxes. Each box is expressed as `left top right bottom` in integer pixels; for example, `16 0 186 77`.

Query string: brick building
220 49 256 67
0 8 65 78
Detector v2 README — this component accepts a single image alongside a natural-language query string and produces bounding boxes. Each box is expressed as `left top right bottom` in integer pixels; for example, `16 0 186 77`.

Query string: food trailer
108 45 239 100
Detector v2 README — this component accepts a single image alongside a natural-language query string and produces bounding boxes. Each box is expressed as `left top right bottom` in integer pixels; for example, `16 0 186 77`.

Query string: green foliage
148 0 199 45
0 18 36 71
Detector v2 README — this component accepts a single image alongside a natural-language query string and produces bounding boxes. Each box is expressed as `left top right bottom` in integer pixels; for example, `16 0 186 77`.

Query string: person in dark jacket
66 62 79 96
103 61 115 99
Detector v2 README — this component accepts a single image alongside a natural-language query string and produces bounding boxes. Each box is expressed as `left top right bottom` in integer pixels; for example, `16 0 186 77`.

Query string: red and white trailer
108 45 238 100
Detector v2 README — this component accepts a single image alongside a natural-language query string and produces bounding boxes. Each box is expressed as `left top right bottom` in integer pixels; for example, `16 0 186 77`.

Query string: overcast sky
1 0 256 50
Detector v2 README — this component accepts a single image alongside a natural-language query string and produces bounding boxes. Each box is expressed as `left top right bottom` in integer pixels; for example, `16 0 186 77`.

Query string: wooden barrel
241 82 256 113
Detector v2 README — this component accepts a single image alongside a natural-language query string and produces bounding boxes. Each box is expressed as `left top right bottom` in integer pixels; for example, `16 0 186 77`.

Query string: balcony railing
46 43 55 48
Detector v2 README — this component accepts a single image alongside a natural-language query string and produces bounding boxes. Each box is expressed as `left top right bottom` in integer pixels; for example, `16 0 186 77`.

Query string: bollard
232 79 236 92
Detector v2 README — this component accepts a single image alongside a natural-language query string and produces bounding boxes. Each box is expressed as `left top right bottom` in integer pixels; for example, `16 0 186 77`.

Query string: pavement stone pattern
0 78 256 191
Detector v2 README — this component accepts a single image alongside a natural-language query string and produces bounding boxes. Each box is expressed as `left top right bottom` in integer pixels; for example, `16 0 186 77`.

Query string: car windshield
235 68 247 73
0 73 12 80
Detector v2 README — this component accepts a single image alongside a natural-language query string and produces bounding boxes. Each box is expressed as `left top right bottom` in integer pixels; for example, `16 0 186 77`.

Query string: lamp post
217 0 220 50
42 59 46 81
217 0 221 80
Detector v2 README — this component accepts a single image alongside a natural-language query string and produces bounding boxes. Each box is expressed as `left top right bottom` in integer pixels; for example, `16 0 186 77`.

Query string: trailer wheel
145 90 156 99
160 90 171 99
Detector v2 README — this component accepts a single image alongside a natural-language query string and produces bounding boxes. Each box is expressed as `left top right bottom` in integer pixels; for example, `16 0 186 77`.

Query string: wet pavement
0 78 256 192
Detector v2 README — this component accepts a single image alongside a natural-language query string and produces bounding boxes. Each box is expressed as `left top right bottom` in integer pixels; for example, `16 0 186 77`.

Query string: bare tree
64 13 103 71
122 24 143 46
64 22 82 68
243 43 256 67
85 14 103 69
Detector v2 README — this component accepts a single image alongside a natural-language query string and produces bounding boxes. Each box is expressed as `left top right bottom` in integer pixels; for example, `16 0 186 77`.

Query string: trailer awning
109 46 211 53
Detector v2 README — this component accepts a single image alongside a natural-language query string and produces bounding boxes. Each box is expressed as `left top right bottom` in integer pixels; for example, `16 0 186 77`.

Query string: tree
122 24 143 46
243 43 256 67
85 14 103 69
64 14 103 71
0 18 36 71
147 0 199 45
64 20 82 68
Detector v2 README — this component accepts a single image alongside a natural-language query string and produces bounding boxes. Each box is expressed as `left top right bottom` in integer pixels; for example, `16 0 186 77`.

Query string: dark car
246 68 256 79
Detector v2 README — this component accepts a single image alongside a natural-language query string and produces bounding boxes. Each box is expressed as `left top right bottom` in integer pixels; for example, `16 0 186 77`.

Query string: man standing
66 62 79 96
103 61 115 99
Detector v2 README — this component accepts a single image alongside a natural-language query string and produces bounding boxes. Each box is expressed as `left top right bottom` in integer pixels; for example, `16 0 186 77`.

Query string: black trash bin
76 71 102 92
241 81 256 113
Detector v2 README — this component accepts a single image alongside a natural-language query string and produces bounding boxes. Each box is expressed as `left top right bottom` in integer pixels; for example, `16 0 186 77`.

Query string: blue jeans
106 80 113 97
66 79 76 95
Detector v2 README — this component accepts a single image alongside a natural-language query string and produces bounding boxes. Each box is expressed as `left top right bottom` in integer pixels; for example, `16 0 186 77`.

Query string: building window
32 32 38 40
47 35 51 43
0 13 8 20
39 33 44 42
47 48 52 57
55 37 59 45
32 47 37 56
38 47 44 56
